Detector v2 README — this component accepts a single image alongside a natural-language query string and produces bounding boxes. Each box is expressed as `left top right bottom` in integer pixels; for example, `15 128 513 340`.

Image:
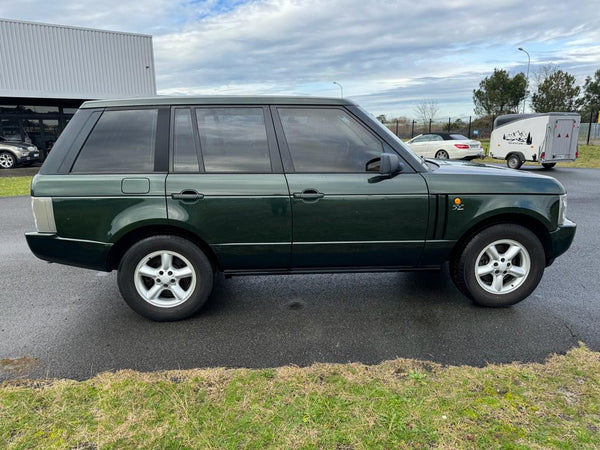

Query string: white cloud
1 0 599 117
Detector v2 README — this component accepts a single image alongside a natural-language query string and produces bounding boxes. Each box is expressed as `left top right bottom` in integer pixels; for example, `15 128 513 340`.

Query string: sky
1 0 599 120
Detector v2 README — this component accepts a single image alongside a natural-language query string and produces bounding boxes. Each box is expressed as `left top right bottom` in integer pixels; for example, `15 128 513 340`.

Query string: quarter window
278 108 383 172
196 108 271 173
72 109 157 173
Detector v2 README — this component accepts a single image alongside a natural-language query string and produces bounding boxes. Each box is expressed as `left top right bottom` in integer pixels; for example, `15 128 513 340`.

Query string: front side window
196 108 271 173
278 108 383 172
72 109 157 173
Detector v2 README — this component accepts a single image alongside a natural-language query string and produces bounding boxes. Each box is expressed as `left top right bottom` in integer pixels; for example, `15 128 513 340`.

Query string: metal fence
580 123 600 145
384 117 599 144
382 117 493 141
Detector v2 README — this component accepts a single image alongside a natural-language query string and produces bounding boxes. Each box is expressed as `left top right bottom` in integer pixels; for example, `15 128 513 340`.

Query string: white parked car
405 133 484 160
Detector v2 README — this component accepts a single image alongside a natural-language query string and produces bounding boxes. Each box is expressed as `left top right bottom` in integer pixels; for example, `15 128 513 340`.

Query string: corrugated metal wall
0 19 156 99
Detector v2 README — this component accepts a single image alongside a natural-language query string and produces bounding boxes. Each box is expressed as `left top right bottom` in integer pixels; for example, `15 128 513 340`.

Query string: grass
0 176 32 197
1 344 599 448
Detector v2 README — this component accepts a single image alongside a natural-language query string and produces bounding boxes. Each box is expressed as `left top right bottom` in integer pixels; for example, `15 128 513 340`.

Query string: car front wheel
451 224 545 307
0 151 16 169
117 235 214 321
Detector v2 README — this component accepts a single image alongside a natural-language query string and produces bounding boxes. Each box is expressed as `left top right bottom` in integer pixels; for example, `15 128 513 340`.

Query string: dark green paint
285 173 428 267
166 174 291 269
26 98 576 276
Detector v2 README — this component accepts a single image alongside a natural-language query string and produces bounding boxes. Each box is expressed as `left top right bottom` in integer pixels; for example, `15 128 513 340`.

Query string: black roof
423 132 466 140
81 96 357 109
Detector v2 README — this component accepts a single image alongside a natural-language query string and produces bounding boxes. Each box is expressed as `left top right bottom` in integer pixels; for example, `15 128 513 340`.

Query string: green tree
376 114 388 123
473 69 527 116
581 69 600 121
531 68 581 112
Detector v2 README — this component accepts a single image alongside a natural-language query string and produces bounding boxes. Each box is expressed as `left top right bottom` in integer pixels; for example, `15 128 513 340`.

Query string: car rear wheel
450 224 545 307
0 151 16 169
435 149 449 159
542 162 556 169
507 154 523 169
117 235 214 321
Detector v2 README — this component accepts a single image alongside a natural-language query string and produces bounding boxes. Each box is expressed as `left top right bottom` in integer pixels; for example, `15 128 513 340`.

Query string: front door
272 106 429 268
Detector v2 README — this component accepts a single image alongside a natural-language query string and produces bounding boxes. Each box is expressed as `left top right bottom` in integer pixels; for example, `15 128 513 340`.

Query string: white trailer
489 113 580 169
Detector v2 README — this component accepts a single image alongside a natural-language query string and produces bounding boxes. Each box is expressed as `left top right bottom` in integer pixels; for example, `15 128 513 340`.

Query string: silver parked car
0 136 40 169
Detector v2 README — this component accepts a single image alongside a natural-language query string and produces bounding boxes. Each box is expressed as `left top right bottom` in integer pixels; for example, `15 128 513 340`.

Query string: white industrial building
0 18 156 157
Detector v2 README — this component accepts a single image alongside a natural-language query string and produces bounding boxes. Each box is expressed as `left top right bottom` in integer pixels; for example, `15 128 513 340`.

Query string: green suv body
26 96 576 320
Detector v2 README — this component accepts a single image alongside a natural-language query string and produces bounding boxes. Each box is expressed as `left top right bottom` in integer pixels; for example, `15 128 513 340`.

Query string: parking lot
1 167 598 380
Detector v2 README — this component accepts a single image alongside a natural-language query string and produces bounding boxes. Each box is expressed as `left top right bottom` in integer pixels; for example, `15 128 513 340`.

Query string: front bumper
26 232 112 271
16 152 40 163
547 219 576 265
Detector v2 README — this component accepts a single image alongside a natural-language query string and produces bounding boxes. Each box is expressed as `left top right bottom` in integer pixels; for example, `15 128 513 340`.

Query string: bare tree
534 64 558 87
413 100 439 128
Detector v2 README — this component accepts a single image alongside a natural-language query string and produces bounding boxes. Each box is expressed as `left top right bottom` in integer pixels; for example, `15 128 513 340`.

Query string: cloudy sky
1 0 599 119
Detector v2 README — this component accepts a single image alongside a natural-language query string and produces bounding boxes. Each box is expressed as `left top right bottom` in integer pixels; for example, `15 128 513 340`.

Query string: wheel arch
107 224 220 272
449 213 552 267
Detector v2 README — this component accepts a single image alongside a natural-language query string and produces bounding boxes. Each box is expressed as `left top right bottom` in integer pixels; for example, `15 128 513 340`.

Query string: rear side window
195 108 271 173
71 109 157 173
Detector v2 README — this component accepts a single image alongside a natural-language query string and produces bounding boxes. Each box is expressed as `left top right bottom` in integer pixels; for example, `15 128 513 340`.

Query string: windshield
450 134 469 140
357 107 427 170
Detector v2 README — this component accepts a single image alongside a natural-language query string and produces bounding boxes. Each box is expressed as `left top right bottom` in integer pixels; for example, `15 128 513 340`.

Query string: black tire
117 235 214 321
542 162 556 169
450 224 545 307
506 154 523 170
435 149 449 159
0 151 16 169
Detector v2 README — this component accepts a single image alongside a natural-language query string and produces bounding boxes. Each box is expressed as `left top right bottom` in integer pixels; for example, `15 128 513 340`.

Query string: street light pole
332 81 343 98
518 47 530 114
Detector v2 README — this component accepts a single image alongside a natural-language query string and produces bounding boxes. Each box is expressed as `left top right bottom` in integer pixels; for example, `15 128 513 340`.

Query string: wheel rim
436 150 449 159
134 250 197 308
508 157 518 169
0 153 15 168
474 239 531 295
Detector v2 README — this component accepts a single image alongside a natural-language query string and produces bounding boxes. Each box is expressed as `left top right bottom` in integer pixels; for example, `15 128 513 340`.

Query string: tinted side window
173 108 199 173
278 108 383 172
196 108 271 173
72 109 157 173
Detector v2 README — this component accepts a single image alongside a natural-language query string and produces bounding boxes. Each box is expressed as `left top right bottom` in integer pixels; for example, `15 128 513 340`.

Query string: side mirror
379 152 403 176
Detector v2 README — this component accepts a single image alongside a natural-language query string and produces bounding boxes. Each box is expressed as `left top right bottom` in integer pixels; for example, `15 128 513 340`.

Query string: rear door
272 106 429 268
548 118 578 161
166 106 291 270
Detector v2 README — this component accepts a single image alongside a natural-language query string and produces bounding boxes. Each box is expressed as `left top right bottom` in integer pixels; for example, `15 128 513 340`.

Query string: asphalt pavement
1 166 599 380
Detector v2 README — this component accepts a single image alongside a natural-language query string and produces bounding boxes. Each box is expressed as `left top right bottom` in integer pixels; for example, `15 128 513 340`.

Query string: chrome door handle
293 189 324 200
171 190 204 201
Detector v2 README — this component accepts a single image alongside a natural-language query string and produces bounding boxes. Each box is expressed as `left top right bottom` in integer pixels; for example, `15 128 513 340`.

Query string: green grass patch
1 344 599 448
0 177 32 197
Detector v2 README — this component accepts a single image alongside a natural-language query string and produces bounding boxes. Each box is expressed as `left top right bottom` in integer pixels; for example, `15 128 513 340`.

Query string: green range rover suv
26 97 576 321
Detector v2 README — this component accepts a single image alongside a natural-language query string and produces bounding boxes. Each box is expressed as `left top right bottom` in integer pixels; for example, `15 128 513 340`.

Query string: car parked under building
0 18 156 165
